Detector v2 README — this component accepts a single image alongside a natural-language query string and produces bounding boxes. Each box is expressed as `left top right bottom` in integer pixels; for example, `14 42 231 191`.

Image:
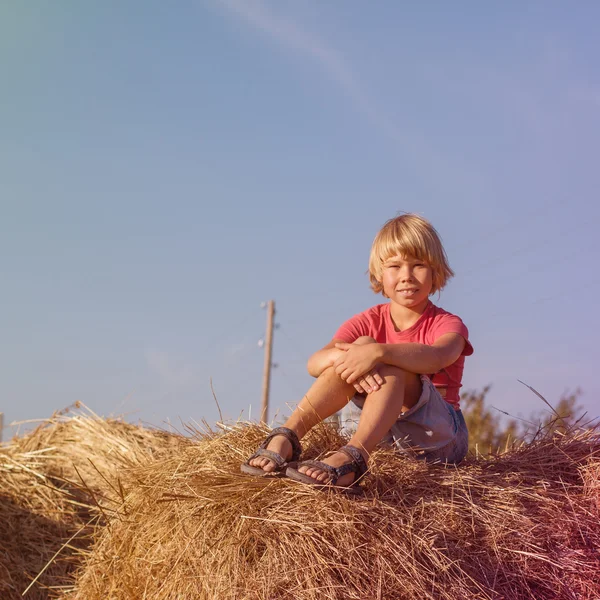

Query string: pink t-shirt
333 302 473 408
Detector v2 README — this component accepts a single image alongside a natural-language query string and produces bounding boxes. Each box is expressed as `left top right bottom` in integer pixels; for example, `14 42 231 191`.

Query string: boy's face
381 255 433 309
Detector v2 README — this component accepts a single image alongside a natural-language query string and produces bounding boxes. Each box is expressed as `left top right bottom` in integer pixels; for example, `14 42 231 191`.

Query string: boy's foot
247 434 294 473
297 449 364 487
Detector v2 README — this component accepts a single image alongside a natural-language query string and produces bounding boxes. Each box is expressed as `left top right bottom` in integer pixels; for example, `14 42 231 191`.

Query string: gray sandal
241 427 302 477
285 445 368 495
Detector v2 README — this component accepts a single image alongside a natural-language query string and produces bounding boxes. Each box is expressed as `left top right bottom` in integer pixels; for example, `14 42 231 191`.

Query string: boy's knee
354 336 377 345
377 364 405 377
320 365 353 385
377 364 419 383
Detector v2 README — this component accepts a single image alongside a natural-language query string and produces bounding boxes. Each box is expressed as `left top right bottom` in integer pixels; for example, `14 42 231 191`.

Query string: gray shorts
349 375 468 465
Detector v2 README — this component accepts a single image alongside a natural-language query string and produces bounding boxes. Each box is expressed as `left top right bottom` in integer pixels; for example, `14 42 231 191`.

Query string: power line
459 219 593 281
273 365 306 404
277 326 312 367
456 238 599 299
487 278 600 321
450 197 579 256
202 307 262 359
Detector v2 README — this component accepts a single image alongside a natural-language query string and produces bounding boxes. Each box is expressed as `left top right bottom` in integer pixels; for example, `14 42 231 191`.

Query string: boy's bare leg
249 365 421 484
298 365 422 486
248 367 355 472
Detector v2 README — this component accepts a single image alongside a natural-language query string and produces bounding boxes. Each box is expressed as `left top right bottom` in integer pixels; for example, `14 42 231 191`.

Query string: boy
242 214 473 493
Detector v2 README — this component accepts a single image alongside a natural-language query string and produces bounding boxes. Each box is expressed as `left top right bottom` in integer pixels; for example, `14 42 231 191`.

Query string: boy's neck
389 299 431 331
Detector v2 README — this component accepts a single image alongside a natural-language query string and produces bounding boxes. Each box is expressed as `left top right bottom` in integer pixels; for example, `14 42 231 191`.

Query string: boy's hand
333 342 383 392
352 368 384 395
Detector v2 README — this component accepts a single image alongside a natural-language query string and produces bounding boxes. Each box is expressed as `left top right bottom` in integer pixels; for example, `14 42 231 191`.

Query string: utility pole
260 300 275 423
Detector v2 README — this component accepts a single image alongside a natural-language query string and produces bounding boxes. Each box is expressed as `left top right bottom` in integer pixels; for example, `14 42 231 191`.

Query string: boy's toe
297 464 333 482
249 457 273 471
301 466 327 482
262 459 276 472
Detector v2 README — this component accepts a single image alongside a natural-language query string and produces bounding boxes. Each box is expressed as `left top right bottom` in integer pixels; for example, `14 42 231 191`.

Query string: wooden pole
260 300 275 423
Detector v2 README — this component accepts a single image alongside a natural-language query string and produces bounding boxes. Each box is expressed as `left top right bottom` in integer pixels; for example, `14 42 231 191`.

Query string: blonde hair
368 214 454 295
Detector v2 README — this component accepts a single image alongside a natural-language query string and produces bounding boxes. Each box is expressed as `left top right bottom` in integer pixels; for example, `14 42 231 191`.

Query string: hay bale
66 422 600 600
2 405 599 599
0 404 186 599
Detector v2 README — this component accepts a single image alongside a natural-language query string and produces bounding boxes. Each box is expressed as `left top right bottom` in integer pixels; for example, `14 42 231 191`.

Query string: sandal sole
240 463 287 477
286 466 364 496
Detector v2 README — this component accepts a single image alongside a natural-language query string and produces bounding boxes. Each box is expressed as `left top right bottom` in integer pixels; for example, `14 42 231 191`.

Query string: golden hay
0 404 188 599
2 406 599 600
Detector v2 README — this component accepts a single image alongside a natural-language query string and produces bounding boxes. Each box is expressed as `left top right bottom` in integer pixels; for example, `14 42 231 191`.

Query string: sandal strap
338 445 368 478
296 459 339 480
260 426 302 462
248 448 287 468
296 452 364 486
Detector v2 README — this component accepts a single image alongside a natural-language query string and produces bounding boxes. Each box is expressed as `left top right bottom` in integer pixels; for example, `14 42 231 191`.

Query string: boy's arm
333 333 466 383
378 333 466 374
307 340 346 378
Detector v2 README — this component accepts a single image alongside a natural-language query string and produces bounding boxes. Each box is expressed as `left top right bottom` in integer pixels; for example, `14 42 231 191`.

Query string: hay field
1 404 599 600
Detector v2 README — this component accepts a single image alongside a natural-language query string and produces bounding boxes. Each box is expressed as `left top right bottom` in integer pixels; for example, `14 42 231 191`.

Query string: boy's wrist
380 343 393 364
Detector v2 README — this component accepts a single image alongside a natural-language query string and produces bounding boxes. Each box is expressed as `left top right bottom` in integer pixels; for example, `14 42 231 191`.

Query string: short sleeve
333 313 372 343
431 315 474 356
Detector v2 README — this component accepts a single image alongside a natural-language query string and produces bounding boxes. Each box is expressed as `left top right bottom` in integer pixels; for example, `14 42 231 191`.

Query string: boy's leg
248 366 355 472
298 365 421 485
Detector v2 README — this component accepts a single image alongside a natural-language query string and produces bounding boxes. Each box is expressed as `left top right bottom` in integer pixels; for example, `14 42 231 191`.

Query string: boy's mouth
398 288 418 296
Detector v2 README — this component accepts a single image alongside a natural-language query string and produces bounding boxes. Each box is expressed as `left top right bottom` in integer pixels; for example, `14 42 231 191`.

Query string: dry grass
1 405 599 600
0 404 187 599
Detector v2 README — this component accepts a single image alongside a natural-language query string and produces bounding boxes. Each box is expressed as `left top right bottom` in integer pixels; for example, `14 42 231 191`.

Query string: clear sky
2 1 599 438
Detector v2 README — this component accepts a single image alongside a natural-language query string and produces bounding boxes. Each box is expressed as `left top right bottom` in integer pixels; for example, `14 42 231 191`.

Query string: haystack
1 406 599 599
0 404 188 599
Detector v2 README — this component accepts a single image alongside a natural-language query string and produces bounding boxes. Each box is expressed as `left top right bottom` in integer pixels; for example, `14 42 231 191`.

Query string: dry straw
1 404 599 600
0 404 187 599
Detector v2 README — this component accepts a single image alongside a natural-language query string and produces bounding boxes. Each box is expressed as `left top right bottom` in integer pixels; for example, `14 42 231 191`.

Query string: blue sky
2 1 599 437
